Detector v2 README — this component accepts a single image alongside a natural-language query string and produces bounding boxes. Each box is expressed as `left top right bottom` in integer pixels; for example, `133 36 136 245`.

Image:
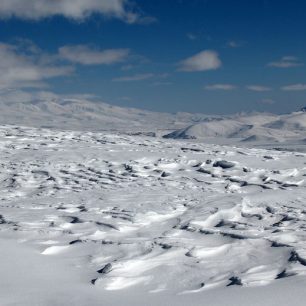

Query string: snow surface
1 124 306 305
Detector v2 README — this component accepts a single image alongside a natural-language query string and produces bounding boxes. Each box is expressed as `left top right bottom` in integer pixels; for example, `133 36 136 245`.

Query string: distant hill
1 93 305 145
163 111 306 143
0 96 212 132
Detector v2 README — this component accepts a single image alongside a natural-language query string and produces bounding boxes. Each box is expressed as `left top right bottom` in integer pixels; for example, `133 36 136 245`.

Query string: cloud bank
268 56 303 68
59 45 130 65
204 84 236 90
178 50 222 72
0 42 73 89
0 0 142 23
281 84 306 91
113 73 154 82
246 85 272 92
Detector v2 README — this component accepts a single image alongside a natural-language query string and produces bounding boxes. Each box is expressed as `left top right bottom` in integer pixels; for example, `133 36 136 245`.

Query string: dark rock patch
69 239 82 245
96 221 119 230
288 251 306 266
69 216 83 224
276 269 296 279
161 172 171 178
97 263 112 274
0 214 7 224
160 243 172 250
270 241 291 248
181 147 205 153
221 232 246 240
213 160 235 169
227 276 242 286
199 229 214 235
91 278 97 285
197 168 211 175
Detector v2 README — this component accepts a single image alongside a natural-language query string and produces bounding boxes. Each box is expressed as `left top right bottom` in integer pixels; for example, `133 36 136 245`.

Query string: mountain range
0 94 305 145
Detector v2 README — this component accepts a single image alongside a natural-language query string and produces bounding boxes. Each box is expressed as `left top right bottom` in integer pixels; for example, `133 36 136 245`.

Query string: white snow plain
1 124 306 305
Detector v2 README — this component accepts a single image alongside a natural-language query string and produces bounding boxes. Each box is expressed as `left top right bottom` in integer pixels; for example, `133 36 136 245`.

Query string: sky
0 0 306 114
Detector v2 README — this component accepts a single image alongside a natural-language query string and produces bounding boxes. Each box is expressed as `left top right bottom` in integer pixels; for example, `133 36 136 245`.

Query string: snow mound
164 111 306 144
164 120 252 139
264 112 306 131
241 134 278 142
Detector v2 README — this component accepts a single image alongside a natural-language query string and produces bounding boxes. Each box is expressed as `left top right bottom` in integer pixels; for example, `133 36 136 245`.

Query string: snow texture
1 124 306 305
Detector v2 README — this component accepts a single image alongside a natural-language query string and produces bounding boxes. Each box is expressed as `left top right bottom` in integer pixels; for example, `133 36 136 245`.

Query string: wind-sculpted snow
1 125 306 304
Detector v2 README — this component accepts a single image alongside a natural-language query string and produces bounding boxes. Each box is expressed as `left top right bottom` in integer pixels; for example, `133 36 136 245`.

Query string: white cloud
178 50 222 72
268 56 303 68
0 0 144 23
204 84 236 90
281 84 306 91
113 73 154 82
59 45 130 65
0 42 73 89
246 85 272 92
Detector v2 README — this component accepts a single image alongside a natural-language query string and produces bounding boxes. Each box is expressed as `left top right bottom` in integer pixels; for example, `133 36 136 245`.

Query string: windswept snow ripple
0 125 306 301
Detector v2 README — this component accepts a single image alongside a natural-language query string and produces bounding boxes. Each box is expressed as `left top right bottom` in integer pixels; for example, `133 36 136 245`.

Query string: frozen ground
1 124 306 305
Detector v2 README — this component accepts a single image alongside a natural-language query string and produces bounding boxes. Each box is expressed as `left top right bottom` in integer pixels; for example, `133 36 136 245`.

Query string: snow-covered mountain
164 111 306 144
0 95 214 132
0 93 305 146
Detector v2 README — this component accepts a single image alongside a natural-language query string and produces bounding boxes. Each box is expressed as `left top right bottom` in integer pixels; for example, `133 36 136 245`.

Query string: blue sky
0 0 306 114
